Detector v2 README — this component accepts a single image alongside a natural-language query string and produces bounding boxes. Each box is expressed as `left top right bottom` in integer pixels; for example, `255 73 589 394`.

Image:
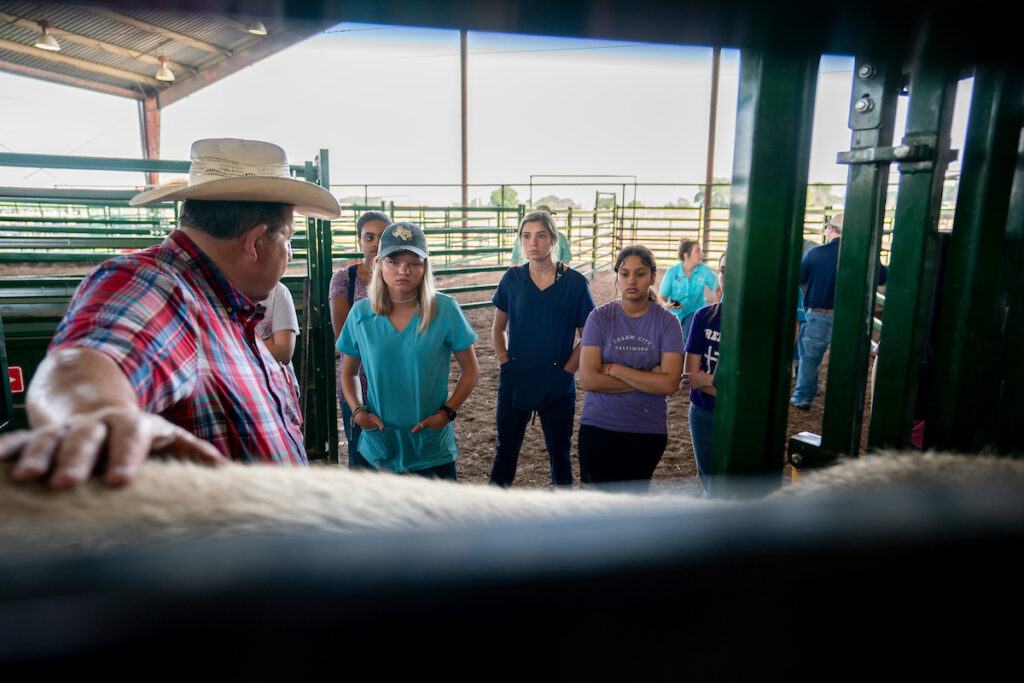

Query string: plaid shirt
50 230 306 465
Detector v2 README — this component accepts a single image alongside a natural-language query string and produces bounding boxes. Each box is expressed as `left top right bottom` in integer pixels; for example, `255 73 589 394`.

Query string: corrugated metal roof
0 2 331 101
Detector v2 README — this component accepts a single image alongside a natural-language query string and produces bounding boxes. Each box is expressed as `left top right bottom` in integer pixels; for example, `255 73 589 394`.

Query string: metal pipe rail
0 215 169 226
0 225 172 236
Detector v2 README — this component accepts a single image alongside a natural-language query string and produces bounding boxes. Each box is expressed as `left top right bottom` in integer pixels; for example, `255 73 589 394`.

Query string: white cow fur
0 460 702 554
2 452 1022 554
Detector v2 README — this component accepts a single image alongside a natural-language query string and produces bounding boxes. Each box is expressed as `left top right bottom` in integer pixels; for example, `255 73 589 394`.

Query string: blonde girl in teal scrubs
337 222 479 479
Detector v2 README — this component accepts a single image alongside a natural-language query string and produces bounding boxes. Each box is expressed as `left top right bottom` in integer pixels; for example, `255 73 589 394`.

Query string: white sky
0 22 973 207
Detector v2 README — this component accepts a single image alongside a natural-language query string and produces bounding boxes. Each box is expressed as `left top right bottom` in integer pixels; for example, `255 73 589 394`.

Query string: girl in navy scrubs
489 211 595 487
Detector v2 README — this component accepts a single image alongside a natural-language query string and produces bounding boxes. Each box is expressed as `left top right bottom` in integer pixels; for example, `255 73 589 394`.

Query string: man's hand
0 407 226 489
1 347 226 489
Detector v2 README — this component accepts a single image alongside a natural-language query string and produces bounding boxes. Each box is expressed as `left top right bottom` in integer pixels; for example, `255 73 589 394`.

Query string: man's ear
241 223 269 262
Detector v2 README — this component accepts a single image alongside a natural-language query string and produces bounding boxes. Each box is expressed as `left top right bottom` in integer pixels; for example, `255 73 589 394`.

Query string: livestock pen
1 0 1022 676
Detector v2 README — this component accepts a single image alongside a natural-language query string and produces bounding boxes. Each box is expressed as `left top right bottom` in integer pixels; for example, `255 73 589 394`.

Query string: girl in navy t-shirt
683 251 726 494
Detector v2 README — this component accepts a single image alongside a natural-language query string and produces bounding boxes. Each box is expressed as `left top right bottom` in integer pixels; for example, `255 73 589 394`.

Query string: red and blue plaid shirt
50 230 306 465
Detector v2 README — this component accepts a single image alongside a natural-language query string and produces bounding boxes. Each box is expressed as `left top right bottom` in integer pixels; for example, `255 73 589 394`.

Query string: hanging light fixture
155 56 175 82
34 20 61 51
247 18 268 36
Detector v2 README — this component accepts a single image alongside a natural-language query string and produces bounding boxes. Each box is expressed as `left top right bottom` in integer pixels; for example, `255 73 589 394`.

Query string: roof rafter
0 36 162 88
0 58 143 99
0 9 196 75
89 7 233 57
217 15 264 36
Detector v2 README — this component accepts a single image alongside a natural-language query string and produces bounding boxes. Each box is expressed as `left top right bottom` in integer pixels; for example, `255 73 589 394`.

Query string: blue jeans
680 312 696 345
688 402 714 495
792 311 833 405
793 320 805 365
490 386 575 487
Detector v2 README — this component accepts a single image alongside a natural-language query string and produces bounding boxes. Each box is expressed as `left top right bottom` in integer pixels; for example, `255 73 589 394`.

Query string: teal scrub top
337 293 478 472
659 262 717 322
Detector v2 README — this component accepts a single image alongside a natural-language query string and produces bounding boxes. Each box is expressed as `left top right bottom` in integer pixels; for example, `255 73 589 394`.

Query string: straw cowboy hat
130 138 340 220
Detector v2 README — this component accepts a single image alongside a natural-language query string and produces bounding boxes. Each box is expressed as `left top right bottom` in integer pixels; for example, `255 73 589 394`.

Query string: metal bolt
854 95 874 113
791 454 803 467
858 64 876 79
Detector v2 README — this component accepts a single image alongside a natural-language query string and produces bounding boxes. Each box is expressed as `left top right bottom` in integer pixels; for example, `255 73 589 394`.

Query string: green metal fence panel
820 58 902 456
0 314 12 433
0 273 312 432
299 152 339 463
713 50 819 494
927 67 1024 451
868 62 959 450
995 124 1024 452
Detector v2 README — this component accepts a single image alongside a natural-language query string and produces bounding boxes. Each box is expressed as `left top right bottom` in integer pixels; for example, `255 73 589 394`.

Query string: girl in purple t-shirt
578 246 684 488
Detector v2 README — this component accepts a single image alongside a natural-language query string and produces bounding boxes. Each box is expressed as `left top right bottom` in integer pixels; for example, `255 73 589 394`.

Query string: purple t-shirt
580 301 684 434
329 264 370 403
684 302 722 411
328 264 370 303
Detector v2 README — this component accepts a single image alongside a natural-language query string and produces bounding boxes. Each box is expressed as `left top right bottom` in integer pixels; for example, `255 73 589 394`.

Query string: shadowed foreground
2 453 1023 676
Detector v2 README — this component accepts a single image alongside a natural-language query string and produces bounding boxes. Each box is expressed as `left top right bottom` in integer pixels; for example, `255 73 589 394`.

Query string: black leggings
578 424 668 488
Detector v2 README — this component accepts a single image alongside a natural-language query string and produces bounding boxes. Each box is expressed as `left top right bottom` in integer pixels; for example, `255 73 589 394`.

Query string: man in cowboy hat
0 139 340 488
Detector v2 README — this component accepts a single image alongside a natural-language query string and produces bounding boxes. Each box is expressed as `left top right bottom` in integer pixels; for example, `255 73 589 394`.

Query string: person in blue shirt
791 213 887 409
338 222 480 479
658 238 717 341
490 210 595 487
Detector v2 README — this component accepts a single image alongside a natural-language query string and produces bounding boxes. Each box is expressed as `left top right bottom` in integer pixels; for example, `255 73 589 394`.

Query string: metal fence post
820 58 901 456
712 50 819 495
0 315 12 433
302 152 339 462
868 62 959 450
926 67 1024 451
994 118 1024 452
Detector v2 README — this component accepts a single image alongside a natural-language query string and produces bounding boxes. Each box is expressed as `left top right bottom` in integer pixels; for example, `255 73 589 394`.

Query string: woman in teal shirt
337 222 480 479
657 238 717 340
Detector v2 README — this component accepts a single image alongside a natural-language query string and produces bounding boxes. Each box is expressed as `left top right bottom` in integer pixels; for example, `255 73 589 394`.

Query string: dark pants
362 457 458 482
490 388 576 487
408 461 458 481
578 424 667 490
339 400 372 470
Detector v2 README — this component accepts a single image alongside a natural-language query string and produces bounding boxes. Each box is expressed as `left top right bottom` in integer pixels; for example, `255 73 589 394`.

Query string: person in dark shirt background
791 213 887 409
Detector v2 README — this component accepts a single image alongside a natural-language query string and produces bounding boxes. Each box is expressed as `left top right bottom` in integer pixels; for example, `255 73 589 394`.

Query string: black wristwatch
440 404 457 422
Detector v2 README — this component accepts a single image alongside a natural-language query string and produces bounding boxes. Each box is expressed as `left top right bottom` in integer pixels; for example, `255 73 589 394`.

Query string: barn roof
0 2 336 106
2 0 1019 108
